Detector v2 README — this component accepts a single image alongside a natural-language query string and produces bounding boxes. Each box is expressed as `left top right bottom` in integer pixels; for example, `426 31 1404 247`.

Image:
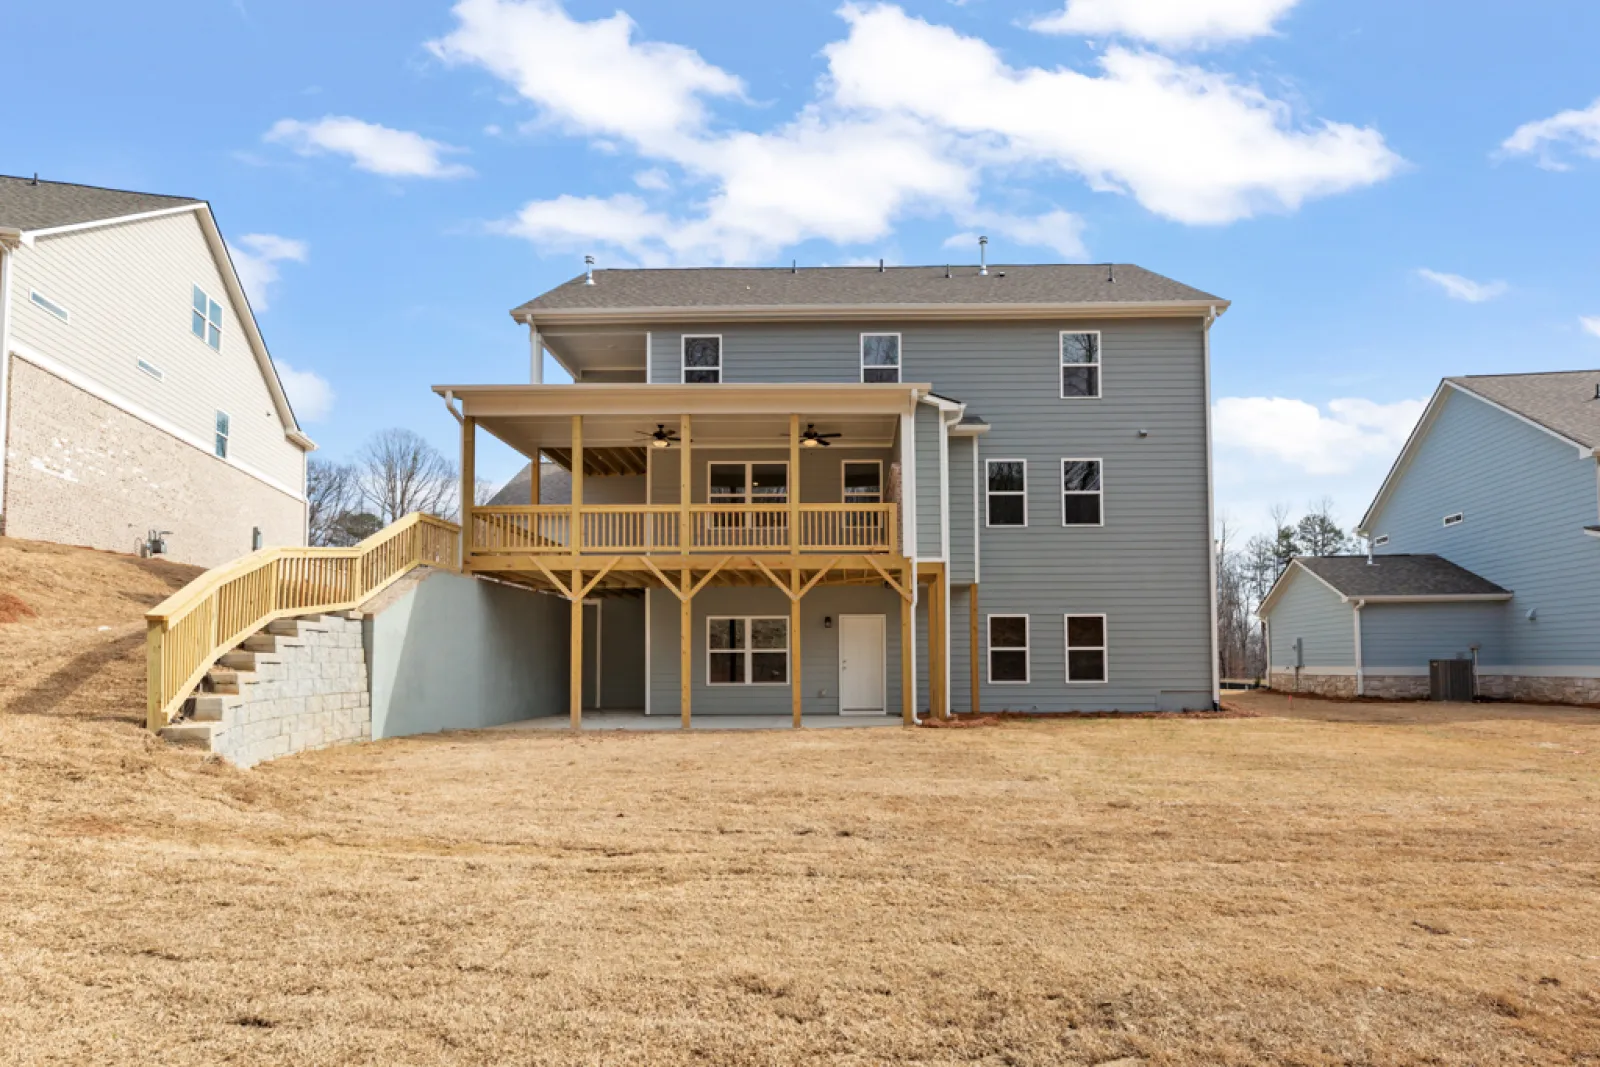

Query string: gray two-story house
439 263 1228 725
1261 370 1600 703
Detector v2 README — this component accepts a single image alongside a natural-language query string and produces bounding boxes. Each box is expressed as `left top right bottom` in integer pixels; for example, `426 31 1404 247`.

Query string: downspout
441 390 464 424
1202 307 1221 710
1352 599 1365 697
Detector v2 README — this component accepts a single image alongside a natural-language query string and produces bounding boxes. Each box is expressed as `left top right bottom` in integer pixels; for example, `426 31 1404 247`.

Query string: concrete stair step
159 722 221 747
242 633 279 653
206 667 256 694
191 694 242 722
218 649 258 670
266 619 302 637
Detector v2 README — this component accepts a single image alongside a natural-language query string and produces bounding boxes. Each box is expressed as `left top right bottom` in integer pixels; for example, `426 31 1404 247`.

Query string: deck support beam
791 566 803 729
901 562 915 726
970 582 980 716
681 567 692 729
570 566 582 729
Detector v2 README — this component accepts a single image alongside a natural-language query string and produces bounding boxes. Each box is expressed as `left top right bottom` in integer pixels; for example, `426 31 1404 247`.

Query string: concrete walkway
494 712 905 731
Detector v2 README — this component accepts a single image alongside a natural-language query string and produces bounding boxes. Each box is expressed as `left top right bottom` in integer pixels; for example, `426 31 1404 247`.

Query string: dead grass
2 536 1598 1065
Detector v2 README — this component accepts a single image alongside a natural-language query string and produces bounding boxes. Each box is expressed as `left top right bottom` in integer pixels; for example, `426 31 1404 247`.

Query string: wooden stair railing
145 512 460 730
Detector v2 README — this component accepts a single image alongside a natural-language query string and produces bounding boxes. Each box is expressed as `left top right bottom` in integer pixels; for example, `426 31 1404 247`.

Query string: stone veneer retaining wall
1268 670 1357 699
2 358 305 567
209 615 370 769
1477 674 1600 705
1271 670 1600 704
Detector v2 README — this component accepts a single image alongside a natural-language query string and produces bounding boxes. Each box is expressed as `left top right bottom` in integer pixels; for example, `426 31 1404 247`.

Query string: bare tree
354 429 458 524
1215 517 1267 682
307 457 357 547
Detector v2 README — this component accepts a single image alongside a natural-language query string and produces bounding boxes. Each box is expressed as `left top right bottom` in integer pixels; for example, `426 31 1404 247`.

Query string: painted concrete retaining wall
367 569 569 738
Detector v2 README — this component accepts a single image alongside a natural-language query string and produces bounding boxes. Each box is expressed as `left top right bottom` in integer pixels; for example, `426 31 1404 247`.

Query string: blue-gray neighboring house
1262 370 1600 702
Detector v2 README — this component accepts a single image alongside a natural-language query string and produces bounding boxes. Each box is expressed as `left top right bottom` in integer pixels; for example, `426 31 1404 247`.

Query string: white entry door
839 614 886 714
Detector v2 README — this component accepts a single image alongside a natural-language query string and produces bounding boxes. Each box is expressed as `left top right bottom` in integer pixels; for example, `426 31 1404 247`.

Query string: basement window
1443 512 1464 528
192 285 222 350
214 410 231 459
986 459 1027 527
30 290 70 322
860 333 901 383
1061 331 1101 399
988 614 1030 684
1065 614 1108 683
707 616 789 685
682 335 721 384
1061 458 1103 526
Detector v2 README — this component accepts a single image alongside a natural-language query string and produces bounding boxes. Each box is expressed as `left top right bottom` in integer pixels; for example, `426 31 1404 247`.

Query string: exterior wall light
824 616 833 629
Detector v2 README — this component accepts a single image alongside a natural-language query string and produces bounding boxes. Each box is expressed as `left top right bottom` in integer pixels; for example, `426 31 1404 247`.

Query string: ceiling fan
635 424 681 448
795 423 843 448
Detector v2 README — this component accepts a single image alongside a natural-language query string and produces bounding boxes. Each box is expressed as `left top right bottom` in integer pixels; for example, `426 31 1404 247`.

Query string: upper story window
861 333 901 383
1061 331 1101 399
682 335 721 383
1061 459 1103 526
709 461 788 505
214 411 231 458
30 290 70 323
986 459 1027 527
192 285 223 351
843 460 883 504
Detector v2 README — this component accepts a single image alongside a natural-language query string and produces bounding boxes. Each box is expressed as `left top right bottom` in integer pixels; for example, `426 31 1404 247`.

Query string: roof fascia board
948 423 990 436
433 382 928 419
20 201 205 243
1356 593 1514 603
518 300 1228 328
0 226 21 250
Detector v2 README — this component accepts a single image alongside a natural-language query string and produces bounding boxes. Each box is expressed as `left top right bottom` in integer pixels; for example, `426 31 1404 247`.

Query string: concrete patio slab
493 712 905 731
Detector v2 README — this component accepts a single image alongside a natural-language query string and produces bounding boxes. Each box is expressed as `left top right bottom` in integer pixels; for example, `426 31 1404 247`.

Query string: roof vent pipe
878 258 884 273
583 254 595 285
979 236 989 276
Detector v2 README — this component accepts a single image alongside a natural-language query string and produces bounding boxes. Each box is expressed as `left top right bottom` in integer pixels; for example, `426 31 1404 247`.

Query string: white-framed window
681 335 721 383
1065 614 1108 683
1061 458 1103 526
1060 331 1101 399
1372 534 1390 548
137 359 164 381
214 410 231 459
842 460 883 504
986 459 1027 527
30 290 69 322
707 616 789 685
192 285 223 350
860 333 901 384
1442 512 1464 528
987 614 1030 684
708 461 789 505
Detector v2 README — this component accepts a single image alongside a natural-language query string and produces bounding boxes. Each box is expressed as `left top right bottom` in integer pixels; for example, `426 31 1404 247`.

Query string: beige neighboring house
0 176 313 566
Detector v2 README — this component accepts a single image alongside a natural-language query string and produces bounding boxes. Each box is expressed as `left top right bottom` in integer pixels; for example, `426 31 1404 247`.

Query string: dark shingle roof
1449 370 1600 450
0 175 199 232
1296 555 1510 599
488 463 572 506
517 264 1222 315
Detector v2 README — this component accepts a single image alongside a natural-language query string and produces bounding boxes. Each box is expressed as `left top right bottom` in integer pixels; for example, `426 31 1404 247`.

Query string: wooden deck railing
145 513 460 730
467 503 895 555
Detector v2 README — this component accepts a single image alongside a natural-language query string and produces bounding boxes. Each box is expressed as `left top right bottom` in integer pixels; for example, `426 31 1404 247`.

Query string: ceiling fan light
652 437 671 448
801 437 820 447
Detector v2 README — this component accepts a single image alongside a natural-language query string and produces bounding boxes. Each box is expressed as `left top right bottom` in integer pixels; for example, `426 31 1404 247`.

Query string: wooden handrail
466 503 895 555
145 512 461 730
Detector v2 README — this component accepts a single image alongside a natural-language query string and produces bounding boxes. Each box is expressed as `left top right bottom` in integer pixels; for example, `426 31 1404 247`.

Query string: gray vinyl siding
949 584 973 712
648 585 903 715
948 437 976 583
915 403 943 558
1365 388 1600 668
639 318 1212 711
1360 602 1507 670
582 473 647 504
1266 569 1354 670
595 595 646 708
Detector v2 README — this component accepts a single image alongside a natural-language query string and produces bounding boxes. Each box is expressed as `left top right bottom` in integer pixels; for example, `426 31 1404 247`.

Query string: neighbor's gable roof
1357 372 1600 534
0 174 200 233
514 264 1226 323
1259 553 1511 616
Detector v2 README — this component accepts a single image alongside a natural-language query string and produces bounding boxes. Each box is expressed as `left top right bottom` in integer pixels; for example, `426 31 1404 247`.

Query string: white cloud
1214 395 1425 476
1416 269 1507 304
1031 0 1301 47
1581 316 1600 339
265 116 473 178
435 1 1398 264
274 360 335 422
1500 98 1600 171
633 167 671 191
944 209 1089 259
230 233 308 311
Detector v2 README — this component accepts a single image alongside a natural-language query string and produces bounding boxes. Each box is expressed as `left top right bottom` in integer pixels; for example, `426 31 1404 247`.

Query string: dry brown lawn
3 536 1599 1066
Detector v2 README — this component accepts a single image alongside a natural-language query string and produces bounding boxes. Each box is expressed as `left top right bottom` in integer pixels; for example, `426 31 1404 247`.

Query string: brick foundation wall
210 615 370 769
1268 670 1357 698
2 358 304 567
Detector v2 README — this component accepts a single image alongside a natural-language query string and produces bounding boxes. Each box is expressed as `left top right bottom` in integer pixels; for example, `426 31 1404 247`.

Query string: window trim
1060 457 1104 527
985 458 1028 528
841 459 884 504
214 409 231 459
987 613 1030 685
680 334 723 384
192 283 223 351
859 332 902 384
706 460 790 505
1064 613 1109 685
1059 329 1102 400
1442 512 1464 528
706 615 790 686
29 290 70 323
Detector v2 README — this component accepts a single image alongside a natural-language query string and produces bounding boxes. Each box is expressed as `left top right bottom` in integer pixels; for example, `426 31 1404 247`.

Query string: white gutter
441 390 464 424
1202 306 1221 709
518 300 1231 328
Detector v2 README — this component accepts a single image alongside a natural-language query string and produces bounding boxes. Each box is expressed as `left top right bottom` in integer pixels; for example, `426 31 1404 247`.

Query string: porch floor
494 712 904 731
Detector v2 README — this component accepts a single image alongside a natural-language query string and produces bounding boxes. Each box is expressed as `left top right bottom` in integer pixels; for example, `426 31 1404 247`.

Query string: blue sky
6 0 1600 535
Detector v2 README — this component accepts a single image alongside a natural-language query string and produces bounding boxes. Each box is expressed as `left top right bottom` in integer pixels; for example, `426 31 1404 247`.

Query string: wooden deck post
901 563 915 726
788 414 800 552
460 415 476 559
531 449 541 505
681 566 693 729
929 570 943 720
679 415 692 552
970 583 981 716
570 567 583 730
570 416 583 554
791 565 803 728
